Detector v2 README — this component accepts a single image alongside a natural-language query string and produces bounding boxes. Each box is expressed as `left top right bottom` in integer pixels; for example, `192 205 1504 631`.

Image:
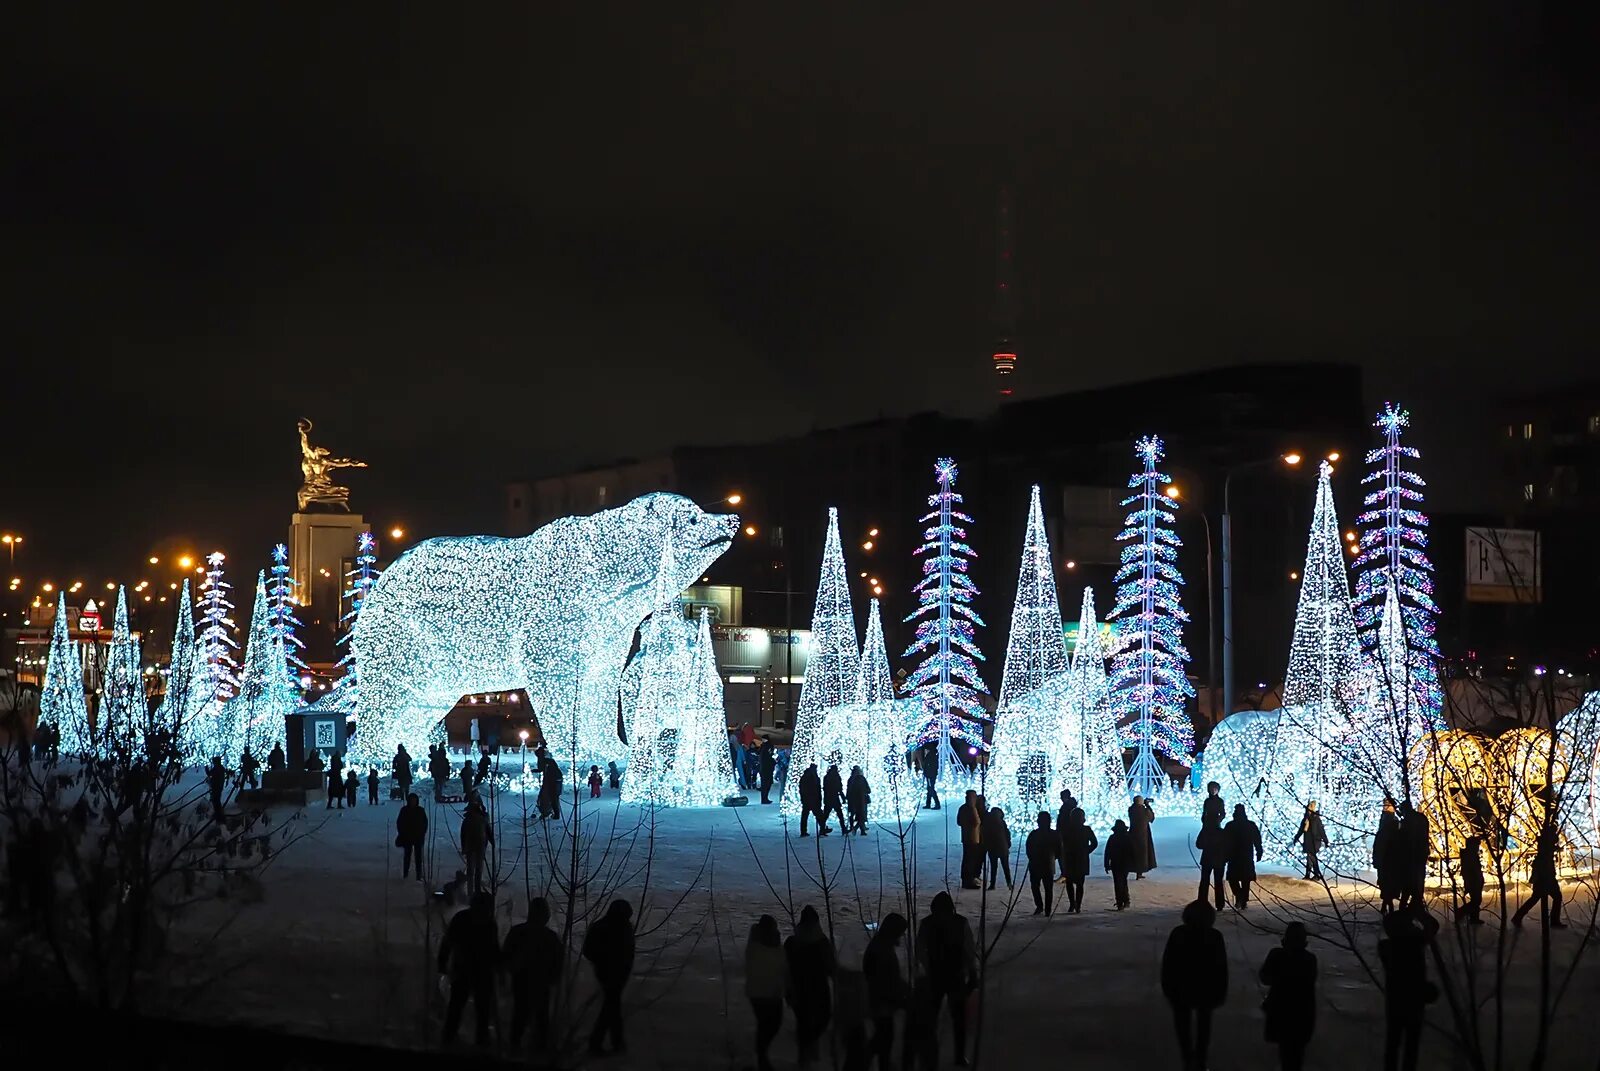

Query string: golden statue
297 418 367 511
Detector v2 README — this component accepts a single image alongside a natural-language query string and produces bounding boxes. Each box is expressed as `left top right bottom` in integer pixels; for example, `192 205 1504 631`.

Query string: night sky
5 5 1599 586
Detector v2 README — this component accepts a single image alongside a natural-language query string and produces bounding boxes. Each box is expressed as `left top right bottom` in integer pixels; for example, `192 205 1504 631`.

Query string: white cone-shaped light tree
670 608 737 806
816 599 917 823
988 486 1070 817
622 543 701 806
224 572 301 763
1109 437 1195 797
1071 587 1125 820
41 593 91 756
197 553 240 703
903 459 990 781
99 587 147 755
783 508 860 812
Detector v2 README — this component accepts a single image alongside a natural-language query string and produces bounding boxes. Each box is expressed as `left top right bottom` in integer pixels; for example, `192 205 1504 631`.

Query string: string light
348 493 736 770
41 592 91 755
815 599 919 822
217 572 299 761
1110 437 1195 795
267 543 308 675
98 587 145 753
903 458 990 773
197 552 239 703
155 578 208 759
989 486 1070 816
784 507 860 813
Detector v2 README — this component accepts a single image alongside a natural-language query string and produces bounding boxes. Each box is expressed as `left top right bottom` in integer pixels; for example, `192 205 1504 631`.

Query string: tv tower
990 185 1019 395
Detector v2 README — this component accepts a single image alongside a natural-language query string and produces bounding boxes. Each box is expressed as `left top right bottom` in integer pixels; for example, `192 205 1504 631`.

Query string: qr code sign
315 720 335 749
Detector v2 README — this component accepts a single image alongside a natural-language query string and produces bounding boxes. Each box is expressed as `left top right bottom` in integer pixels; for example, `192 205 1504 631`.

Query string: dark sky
5 4 1598 587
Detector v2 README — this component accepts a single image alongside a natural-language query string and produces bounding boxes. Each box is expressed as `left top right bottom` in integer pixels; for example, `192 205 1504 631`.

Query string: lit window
1589 415 1600 434
1523 423 1534 439
1523 483 1535 501
1505 424 1515 437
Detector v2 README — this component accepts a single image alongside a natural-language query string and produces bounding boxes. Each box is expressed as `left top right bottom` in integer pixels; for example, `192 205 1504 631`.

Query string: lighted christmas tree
783 508 860 812
40 593 91 756
1071 587 1124 818
1352 404 1443 729
98 586 147 754
816 599 919 824
266 543 307 675
903 458 990 774
676 608 736 804
156 578 211 756
1109 437 1195 796
622 542 700 805
197 552 240 703
987 486 1070 816
222 572 301 762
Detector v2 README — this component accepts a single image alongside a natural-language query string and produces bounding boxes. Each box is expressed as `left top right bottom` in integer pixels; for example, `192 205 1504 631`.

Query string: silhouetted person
306 748 324 774
1225 804 1264 908
396 792 428 880
920 746 940 809
1104 819 1133 909
460 758 475 798
745 914 786 1071
503 896 563 1050
393 744 412 796
345 768 359 807
607 760 621 790
1161 899 1228 1071
823 763 847 831
460 795 492 893
1197 820 1227 911
538 752 564 820
267 741 285 773
429 744 451 801
439 890 500 1047
477 749 491 786
207 757 228 817
329 749 344 782
786 905 838 1065
1374 797 1401 913
1260 922 1318 1071
1025 811 1056 915
326 765 343 809
1379 906 1439 1071
915 892 977 1067
588 764 603 798
1129 796 1156 878
582 900 635 1055
846 765 871 834
1455 834 1485 925
862 911 909 1071
1290 801 1329 880
956 791 983 889
1201 780 1225 826
1511 823 1566 929
1059 807 1098 913
982 805 1012 889
798 763 828 836
759 740 777 804
367 766 379 804
239 747 260 790
1397 802 1429 910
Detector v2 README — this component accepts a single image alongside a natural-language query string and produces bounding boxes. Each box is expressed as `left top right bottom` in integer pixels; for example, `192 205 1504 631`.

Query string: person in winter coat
785 905 837 1065
502 896 563 1050
267 741 286 772
543 752 566 819
1161 899 1228 1071
393 744 413 796
239 747 260 790
1201 781 1225 828
846 765 871 834
460 796 493 893
956 791 984 889
1260 921 1318 1071
439 891 501 1046
1196 820 1228 911
798 763 829 836
822 763 847 832
745 915 787 1071
345 768 360 807
1511 822 1566 929
1024 812 1058 915
326 764 343 810
1397 802 1430 910
476 749 491 786
914 892 977 1067
1129 796 1157 877
367 766 380 804
862 912 910 1071
1380 905 1439 1071
429 745 451 801
460 758 476 798
1104 819 1133 909
582 900 636 1055
982 805 1013 889
1290 801 1330 880
396 792 428 880
1055 790 1078 882
207 757 229 816
1456 835 1485 925
759 740 777 805
607 760 621 790
588 765 603 798
1374 797 1401 913
1058 808 1098 913
1224 804 1264 908
920 746 940 810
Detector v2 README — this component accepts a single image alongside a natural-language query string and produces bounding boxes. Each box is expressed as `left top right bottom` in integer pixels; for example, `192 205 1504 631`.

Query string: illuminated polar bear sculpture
350 493 737 771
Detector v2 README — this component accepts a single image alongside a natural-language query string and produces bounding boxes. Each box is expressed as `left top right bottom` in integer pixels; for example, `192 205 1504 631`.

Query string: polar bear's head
612 492 739 596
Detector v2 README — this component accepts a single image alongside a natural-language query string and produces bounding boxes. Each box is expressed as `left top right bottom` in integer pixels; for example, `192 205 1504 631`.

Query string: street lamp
1171 485 1220 725
1222 452 1303 719
1 534 19 564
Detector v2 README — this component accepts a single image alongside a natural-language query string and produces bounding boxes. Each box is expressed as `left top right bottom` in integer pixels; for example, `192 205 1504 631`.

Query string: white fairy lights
784 508 860 812
816 600 920 824
98 587 146 753
41 592 91 756
197 552 240 703
220 572 300 762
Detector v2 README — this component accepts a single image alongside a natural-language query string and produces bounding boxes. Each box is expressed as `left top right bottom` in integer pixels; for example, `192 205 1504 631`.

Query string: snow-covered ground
174 777 1597 1069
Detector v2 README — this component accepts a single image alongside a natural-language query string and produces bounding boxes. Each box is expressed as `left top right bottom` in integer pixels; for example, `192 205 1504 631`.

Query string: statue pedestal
288 510 367 623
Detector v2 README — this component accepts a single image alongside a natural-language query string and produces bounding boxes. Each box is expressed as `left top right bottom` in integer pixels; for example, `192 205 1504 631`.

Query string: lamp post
1222 453 1302 721
1172 489 1217 725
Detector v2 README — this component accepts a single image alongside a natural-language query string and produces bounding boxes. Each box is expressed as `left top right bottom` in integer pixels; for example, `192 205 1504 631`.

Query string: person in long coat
1260 922 1318 1070
1129 796 1157 877
982 805 1013 889
396 792 429 880
744 915 787 1071
1024 812 1057 915
1161 899 1228 1071
845 765 871 834
1103 819 1133 909
1290 801 1330 881
583 900 636 1055
798 763 828 837
1397 802 1429 910
1058 807 1099 914
1373 797 1401 913
1511 822 1566 929
1224 804 1263 908
785 905 837 1064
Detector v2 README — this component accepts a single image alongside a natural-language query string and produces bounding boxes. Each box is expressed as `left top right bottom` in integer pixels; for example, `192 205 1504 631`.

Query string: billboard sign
1465 527 1541 604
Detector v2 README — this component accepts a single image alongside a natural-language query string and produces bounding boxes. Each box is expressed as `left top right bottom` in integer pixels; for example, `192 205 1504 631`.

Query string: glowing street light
390 527 405 540
178 555 193 569
148 556 159 565
1283 452 1303 466
1167 485 1181 499
41 582 53 593
725 493 743 506
744 525 757 537
1065 560 1077 570
862 540 874 551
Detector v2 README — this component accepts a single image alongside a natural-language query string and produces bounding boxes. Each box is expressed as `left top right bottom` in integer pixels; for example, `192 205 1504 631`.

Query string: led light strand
784 507 860 813
267 543 308 674
98 586 146 754
41 592 91 756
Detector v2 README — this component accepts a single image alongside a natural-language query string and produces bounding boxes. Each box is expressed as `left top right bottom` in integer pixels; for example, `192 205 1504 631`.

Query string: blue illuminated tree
334 531 380 697
41 593 91 756
266 543 307 675
903 457 990 771
99 586 147 753
1352 404 1444 727
197 553 239 703
1108 437 1195 795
